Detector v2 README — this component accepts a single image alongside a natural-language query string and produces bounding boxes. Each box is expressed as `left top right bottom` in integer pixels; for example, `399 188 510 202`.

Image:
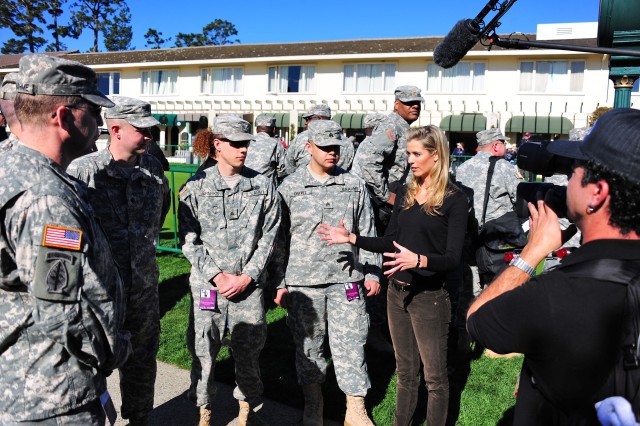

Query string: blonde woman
318 125 468 426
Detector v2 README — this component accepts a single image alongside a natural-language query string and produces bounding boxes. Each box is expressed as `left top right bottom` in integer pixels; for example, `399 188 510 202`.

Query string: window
268 65 315 93
427 62 485 92
97 72 120 95
141 69 178 95
519 61 585 93
343 63 396 92
200 67 243 94
634 79 639 93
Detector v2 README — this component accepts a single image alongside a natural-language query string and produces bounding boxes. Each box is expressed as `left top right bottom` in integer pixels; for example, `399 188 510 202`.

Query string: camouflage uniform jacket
0 132 17 154
244 132 287 184
178 165 281 288
350 111 410 203
67 148 170 293
455 151 522 224
0 143 130 421
285 130 355 175
275 166 381 288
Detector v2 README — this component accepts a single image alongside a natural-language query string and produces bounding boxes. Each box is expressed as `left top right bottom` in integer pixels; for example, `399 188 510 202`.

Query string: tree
71 0 122 52
201 19 240 46
45 0 80 52
0 0 48 53
173 19 240 48
144 28 171 49
102 3 133 51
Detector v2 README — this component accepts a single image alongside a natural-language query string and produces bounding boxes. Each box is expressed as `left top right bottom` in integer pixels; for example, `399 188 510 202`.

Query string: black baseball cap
547 108 640 184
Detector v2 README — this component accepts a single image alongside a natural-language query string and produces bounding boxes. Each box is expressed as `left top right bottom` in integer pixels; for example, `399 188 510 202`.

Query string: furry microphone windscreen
433 19 481 69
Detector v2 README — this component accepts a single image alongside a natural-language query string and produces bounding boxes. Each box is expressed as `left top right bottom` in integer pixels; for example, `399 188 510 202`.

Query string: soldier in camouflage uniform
67 96 170 426
0 73 21 152
351 86 423 230
0 54 130 425
274 120 381 426
285 105 355 174
455 128 523 288
179 115 281 426
244 114 287 184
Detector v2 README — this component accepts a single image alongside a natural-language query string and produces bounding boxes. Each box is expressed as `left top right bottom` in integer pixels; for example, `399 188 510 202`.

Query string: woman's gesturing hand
383 241 423 276
317 220 352 245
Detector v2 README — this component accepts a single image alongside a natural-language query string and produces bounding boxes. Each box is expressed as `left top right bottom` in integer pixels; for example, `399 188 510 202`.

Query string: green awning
152 113 178 127
440 114 487 132
262 113 290 128
505 116 574 134
332 113 366 129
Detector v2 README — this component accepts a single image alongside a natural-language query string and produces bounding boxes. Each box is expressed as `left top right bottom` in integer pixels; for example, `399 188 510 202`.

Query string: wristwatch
509 256 535 276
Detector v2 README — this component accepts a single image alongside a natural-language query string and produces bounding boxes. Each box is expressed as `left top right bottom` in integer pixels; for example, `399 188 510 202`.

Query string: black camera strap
480 156 501 227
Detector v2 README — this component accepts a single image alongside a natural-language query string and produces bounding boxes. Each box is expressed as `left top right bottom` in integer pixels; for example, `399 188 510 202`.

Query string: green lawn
155 251 521 425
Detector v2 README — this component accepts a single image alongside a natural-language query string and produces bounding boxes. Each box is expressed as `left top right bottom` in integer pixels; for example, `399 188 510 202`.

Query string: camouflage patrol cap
394 85 424 103
477 128 509 146
1 73 19 100
213 115 253 142
255 114 276 127
15 54 114 107
104 96 159 128
302 104 331 119
307 120 345 147
364 113 386 129
569 127 591 141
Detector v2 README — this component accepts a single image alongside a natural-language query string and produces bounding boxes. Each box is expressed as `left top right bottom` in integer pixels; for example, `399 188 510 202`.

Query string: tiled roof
0 36 599 70
0 51 77 69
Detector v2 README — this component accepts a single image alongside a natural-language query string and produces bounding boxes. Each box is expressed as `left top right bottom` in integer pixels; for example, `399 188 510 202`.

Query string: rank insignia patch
42 225 82 251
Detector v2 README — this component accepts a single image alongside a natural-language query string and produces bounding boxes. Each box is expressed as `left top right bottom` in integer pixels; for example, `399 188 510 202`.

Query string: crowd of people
1 52 640 426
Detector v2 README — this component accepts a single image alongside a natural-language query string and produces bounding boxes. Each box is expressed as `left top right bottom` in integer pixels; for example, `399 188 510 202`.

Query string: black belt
389 277 411 292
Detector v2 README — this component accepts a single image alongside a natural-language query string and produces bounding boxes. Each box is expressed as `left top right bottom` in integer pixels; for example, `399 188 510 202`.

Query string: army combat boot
302 383 323 426
344 395 374 426
198 406 211 426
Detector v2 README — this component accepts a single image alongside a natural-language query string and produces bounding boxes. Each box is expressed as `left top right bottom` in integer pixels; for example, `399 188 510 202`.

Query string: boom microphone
433 19 481 69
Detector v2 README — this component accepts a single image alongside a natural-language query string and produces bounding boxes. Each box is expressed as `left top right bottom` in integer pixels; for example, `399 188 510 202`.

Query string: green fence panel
157 163 200 253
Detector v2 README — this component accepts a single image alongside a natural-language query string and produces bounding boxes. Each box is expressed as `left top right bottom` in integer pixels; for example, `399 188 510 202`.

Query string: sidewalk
107 361 340 426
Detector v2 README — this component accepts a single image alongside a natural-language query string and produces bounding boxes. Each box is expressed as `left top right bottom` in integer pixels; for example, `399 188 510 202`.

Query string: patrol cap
213 115 253 142
477 128 509 146
569 127 591 141
255 114 276 127
15 54 114 107
104 96 159 128
307 120 345 147
394 85 424 103
547 108 640 184
302 104 331 119
364 113 386 129
1 73 19 100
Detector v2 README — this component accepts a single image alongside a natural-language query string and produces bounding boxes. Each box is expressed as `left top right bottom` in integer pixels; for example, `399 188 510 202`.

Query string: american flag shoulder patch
42 225 83 251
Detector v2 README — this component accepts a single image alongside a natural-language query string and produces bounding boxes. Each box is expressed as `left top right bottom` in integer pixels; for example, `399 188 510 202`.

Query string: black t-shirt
468 239 640 425
355 183 469 288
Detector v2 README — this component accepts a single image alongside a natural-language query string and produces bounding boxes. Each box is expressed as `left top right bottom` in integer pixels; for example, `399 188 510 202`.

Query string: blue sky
1 0 600 52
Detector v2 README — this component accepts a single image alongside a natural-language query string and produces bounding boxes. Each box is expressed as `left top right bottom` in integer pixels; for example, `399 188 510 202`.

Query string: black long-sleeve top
355 183 469 289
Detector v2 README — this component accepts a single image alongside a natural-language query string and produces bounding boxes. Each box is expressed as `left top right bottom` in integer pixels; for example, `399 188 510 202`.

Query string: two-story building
2 22 637 157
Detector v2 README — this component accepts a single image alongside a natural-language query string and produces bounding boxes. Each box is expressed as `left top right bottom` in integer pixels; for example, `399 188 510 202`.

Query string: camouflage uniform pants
187 284 266 407
1 399 106 425
119 284 160 420
286 283 370 396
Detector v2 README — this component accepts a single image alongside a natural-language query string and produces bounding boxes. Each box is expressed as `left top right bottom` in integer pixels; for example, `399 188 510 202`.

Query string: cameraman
467 108 640 424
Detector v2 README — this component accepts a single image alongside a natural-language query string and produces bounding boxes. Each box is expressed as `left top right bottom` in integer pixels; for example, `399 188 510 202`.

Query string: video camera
515 141 573 219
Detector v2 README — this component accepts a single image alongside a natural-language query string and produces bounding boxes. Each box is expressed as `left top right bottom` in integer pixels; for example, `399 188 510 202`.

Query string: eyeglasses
65 103 102 119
